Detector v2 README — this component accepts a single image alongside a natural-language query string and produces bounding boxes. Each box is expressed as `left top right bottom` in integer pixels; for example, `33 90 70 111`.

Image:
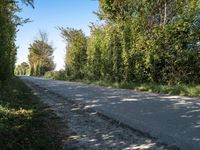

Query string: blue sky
16 0 99 70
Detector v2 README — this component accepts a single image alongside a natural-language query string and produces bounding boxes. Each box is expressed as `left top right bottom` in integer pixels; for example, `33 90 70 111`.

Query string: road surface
21 76 200 150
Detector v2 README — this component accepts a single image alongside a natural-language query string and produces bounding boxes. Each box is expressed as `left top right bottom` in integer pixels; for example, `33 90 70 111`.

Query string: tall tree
60 27 87 79
98 0 135 21
0 0 33 81
86 25 103 80
28 31 55 76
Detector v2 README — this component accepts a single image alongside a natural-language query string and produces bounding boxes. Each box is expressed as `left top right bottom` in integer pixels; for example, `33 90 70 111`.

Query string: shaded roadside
0 78 62 150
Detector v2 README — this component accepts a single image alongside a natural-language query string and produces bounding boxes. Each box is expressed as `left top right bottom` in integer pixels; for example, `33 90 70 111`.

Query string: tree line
0 0 33 82
60 0 200 84
16 0 200 85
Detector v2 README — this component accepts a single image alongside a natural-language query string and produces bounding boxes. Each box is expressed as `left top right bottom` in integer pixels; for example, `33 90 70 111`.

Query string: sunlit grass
75 79 200 98
44 73 200 97
0 105 33 118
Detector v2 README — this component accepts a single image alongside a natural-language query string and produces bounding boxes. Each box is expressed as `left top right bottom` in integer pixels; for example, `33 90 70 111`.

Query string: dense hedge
0 1 17 80
0 0 33 81
61 0 200 85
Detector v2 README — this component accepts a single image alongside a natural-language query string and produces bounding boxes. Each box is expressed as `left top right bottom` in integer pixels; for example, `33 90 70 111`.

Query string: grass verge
43 72 200 98
69 79 200 98
0 78 62 150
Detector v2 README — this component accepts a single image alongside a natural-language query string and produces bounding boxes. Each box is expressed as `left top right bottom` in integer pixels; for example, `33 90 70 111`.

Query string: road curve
21 76 200 150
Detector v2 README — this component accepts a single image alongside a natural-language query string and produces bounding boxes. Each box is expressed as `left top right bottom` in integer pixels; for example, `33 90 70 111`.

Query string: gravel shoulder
22 76 200 150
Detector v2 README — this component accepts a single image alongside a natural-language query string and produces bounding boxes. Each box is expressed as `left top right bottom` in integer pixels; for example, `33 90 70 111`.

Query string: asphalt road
21 76 200 150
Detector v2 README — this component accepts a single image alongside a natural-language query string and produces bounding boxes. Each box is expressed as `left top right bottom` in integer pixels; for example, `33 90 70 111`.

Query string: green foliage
98 0 135 21
28 31 55 76
15 62 30 75
53 78 200 98
98 0 200 84
86 25 104 80
0 1 17 81
59 0 200 86
0 0 33 81
60 27 87 79
0 78 61 150
44 70 67 80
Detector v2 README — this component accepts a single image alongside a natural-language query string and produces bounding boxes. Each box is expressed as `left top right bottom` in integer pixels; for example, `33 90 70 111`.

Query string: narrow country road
21 76 200 150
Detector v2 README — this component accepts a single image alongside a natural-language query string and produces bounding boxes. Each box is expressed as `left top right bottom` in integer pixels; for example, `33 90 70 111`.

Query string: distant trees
15 62 30 75
0 0 33 81
60 0 200 84
28 32 55 76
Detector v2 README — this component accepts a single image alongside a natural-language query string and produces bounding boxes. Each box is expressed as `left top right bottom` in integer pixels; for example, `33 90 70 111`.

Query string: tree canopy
60 0 200 84
15 62 30 75
0 0 34 81
59 27 87 79
28 31 55 76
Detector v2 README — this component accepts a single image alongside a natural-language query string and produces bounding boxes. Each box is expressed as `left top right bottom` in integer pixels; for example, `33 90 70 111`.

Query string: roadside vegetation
28 31 55 77
15 62 30 76
84 80 200 98
42 0 200 98
0 0 34 81
0 78 62 150
58 0 200 85
43 73 200 97
15 0 200 98
0 1 62 149
44 70 66 80
1 1 200 148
